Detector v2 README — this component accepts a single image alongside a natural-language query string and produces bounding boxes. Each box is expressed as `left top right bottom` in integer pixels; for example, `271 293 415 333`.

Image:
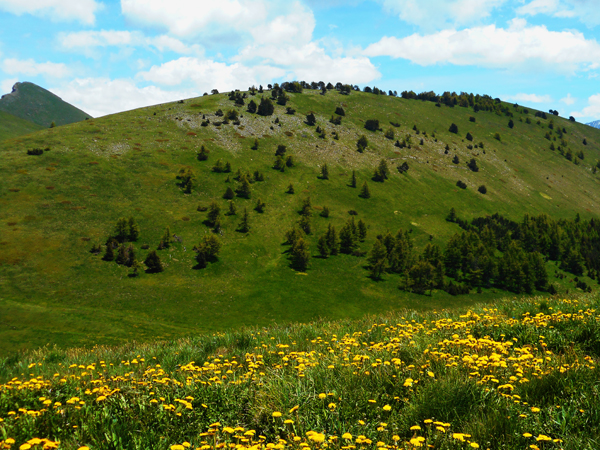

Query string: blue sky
1 0 600 121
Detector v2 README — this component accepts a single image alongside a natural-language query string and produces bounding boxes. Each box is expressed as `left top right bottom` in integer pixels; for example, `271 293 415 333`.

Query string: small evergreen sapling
144 250 163 273
359 181 371 198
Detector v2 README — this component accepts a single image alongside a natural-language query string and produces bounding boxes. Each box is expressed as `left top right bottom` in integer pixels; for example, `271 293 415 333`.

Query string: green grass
0 89 599 356
0 111 44 142
0 293 598 449
0 82 91 127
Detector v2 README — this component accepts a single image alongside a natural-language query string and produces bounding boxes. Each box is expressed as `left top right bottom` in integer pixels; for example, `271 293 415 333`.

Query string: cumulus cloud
517 0 600 26
560 93 576 105
380 0 507 30
0 0 101 24
57 30 203 57
49 78 195 117
137 57 283 92
2 58 70 78
505 93 552 103
120 0 267 37
571 93 600 120
363 20 600 73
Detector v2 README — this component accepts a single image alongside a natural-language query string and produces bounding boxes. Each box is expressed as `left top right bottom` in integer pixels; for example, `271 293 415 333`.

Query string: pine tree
299 215 311 234
275 144 287 156
339 220 357 254
368 239 388 280
236 177 252 199
306 112 316 126
128 217 140 241
287 183 295 194
407 261 435 295
273 155 286 172
194 234 222 268
114 217 129 242
317 235 330 258
285 156 294 167
320 164 329 180
300 197 312 216
144 250 163 273
197 145 209 161
290 238 310 271
103 242 115 261
248 100 257 114
452 155 459 164
357 135 368 152
207 202 221 227
255 199 266 213
359 182 371 198
223 186 235 199
116 244 128 265
357 219 367 241
258 97 274 116
161 226 172 248
227 200 237 216
320 206 330 218
350 170 357 188
325 224 338 255
237 208 250 233
251 138 259 150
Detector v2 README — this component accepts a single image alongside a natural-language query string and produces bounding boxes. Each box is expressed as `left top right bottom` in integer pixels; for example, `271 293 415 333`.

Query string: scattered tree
144 250 164 273
359 181 371 198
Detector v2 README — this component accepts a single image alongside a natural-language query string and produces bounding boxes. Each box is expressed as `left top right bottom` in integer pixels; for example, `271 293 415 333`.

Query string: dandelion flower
531 407 540 413
410 426 421 431
289 405 299 413
328 403 336 410
469 443 479 448
523 433 532 438
20 445 32 450
284 419 294 424
272 412 282 418
383 405 391 411
318 393 327 400
536 435 552 442
342 433 352 440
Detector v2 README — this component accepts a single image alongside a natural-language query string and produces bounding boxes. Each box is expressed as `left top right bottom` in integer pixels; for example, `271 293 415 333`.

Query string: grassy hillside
0 82 91 128
1 87 600 356
0 110 44 142
0 293 598 449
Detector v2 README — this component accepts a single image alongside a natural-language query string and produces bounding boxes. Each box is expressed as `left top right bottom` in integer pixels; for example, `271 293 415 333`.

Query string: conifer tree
285 227 305 247
128 217 140 241
300 197 312 216
359 181 371 198
194 234 222 268
357 135 368 152
116 244 128 265
321 164 329 180
251 138 259 150
291 238 310 271
452 155 459 164
161 226 172 248
126 244 136 267
339 220 357 254
207 202 221 227
368 239 388 280
197 145 209 161
144 250 164 273
317 235 330 258
287 183 295 194
285 155 295 167
103 242 115 261
306 112 316 126
237 208 250 233
357 219 367 241
350 170 357 188
223 186 235 199
320 206 330 218
236 177 252 199
275 144 287 156
299 215 311 234
258 97 274 116
227 200 237 216
325 224 339 255
273 155 286 171
114 217 129 243
407 261 435 294
255 199 266 213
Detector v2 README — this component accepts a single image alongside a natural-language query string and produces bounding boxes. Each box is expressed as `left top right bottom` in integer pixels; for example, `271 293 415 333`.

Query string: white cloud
571 93 600 120
2 58 70 78
50 78 195 117
380 0 507 30
363 20 600 73
505 93 552 103
0 0 101 24
560 93 576 105
120 0 267 37
237 4 380 84
58 30 203 57
517 0 600 26
1 77 18 94
137 56 282 92
516 0 560 16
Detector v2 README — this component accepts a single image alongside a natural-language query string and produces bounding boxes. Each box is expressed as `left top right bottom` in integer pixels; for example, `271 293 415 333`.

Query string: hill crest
0 81 92 127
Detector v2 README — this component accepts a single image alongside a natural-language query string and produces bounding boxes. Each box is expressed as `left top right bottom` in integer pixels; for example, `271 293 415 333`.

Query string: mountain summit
0 81 92 127
586 120 600 129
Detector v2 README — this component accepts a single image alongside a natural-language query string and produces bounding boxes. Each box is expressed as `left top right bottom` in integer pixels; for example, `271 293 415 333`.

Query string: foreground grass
1 293 599 450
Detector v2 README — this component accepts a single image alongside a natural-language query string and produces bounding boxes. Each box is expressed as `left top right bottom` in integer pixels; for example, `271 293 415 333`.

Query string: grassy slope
0 110 44 142
0 82 91 127
0 89 599 356
0 294 598 449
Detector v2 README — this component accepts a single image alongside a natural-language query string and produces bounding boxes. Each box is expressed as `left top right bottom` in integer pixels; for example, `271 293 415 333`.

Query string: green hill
0 81 91 128
0 110 44 141
1 85 600 356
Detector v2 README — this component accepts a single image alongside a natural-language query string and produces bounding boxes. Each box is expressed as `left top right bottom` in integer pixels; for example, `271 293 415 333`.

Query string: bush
449 123 458 134
494 132 501 141
27 148 44 155
306 112 316 126
335 106 345 116
467 158 479 172
478 185 487 194
456 180 467 189
357 135 368 152
365 119 379 131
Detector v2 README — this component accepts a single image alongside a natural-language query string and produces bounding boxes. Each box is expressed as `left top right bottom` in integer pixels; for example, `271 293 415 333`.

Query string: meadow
0 293 598 449
1 87 600 355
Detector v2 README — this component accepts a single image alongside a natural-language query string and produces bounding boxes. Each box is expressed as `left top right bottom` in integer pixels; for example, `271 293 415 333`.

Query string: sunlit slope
0 88 599 355
0 110 44 142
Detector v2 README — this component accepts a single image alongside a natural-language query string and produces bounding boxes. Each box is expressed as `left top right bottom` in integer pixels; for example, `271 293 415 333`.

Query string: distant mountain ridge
0 81 92 127
586 120 600 129
0 110 44 142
